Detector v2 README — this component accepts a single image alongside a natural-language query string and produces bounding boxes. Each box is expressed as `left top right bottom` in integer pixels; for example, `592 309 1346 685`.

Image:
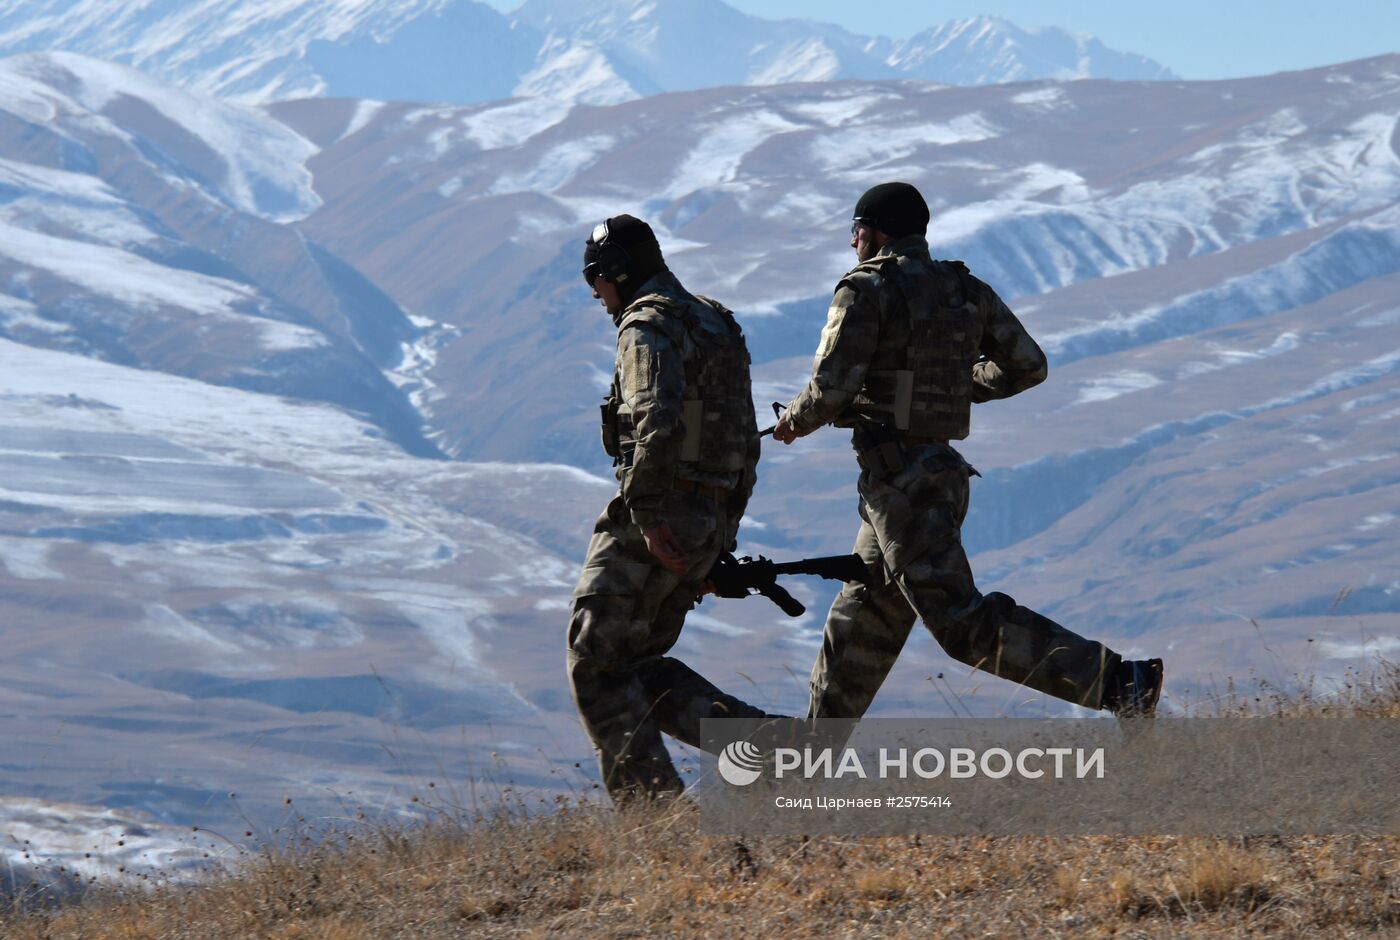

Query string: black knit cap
853 181 929 238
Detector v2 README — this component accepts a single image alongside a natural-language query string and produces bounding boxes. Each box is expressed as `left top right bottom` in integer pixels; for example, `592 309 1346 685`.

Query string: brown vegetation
5 662 1397 939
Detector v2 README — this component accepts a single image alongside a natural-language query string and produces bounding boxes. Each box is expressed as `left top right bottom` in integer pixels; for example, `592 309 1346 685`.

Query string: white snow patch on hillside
458 97 573 152
933 164 1093 247
1010 86 1067 109
0 157 118 203
810 113 999 173
785 91 895 127
0 339 387 468
0 539 63 580
515 38 637 105
141 603 245 656
0 220 251 314
491 133 614 195
1071 369 1162 405
1355 512 1395 531
1256 348 1400 412
750 37 840 85
0 293 68 335
0 53 321 223
337 98 385 142
0 220 325 352
1177 332 1302 378
4 199 157 248
0 796 209 884
668 109 805 197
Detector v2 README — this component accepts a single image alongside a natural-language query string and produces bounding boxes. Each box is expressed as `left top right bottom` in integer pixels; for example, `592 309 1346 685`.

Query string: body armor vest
850 254 982 441
600 293 753 474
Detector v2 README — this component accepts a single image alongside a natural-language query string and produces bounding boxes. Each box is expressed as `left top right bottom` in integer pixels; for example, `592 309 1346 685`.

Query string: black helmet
852 182 929 238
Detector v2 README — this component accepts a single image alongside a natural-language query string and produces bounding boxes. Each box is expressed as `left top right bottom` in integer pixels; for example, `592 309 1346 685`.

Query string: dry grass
4 661 1397 939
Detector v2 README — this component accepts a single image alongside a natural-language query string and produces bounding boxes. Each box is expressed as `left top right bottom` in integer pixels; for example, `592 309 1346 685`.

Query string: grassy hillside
5 663 1398 939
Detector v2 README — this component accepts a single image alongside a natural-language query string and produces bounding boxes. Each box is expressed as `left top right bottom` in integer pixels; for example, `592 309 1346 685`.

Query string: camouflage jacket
609 271 760 546
785 236 1048 437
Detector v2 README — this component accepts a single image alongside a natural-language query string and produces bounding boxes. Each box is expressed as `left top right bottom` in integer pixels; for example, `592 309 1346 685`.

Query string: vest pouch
600 398 621 459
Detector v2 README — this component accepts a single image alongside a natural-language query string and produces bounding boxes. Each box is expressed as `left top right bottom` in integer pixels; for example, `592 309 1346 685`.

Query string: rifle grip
763 583 806 618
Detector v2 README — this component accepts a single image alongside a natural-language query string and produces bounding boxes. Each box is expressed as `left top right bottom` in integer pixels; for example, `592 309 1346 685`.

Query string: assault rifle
707 551 871 617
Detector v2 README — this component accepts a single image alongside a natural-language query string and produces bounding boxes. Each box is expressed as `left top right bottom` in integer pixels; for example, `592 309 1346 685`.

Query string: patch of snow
1010 86 1067 109
337 98 385 142
9 53 321 223
668 109 805 198
460 97 574 151
1176 332 1301 379
1071 369 1162 405
514 38 638 106
750 37 840 85
1355 512 1395 532
0 219 251 313
490 133 614 196
784 91 895 127
0 539 63 580
0 796 211 885
811 113 1000 174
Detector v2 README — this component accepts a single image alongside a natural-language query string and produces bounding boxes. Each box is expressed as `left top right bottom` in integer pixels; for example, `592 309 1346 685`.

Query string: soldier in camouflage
774 182 1163 728
568 215 786 803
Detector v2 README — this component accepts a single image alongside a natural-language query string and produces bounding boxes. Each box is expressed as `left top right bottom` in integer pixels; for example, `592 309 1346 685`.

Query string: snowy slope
0 53 438 456
0 0 1175 106
0 334 623 836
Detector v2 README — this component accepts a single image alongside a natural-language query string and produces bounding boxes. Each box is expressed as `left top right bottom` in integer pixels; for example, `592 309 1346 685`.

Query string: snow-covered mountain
1 49 1398 865
0 52 438 457
0 0 1174 106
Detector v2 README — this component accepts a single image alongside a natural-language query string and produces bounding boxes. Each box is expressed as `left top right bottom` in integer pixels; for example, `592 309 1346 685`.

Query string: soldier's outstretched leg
861 444 1116 710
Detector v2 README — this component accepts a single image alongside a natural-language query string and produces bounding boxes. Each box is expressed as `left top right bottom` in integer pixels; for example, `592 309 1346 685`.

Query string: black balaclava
852 182 930 238
582 214 668 306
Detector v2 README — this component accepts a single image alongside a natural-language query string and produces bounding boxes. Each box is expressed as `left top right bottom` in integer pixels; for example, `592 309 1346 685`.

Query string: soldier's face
592 274 623 315
852 221 879 262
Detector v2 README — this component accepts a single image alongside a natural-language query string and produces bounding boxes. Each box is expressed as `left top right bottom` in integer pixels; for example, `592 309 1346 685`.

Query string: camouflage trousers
568 492 785 803
809 442 1117 724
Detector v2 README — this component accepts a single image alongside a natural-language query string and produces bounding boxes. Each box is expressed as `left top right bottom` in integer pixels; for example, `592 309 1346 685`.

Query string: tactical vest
849 254 982 441
599 293 753 474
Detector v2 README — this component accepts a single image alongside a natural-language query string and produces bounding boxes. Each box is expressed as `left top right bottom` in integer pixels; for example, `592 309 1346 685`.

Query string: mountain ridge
0 0 1177 105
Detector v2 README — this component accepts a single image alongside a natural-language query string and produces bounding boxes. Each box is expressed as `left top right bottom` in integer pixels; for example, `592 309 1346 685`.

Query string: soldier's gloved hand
643 523 690 575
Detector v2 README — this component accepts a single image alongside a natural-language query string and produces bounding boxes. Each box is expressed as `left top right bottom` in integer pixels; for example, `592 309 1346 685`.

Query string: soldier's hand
643 523 689 575
773 410 801 445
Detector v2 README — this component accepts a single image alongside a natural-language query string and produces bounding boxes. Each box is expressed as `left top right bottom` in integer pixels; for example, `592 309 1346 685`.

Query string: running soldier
568 215 787 802
773 182 1164 727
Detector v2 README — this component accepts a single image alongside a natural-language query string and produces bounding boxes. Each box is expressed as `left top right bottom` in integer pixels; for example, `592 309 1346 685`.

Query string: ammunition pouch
852 422 907 479
599 395 635 467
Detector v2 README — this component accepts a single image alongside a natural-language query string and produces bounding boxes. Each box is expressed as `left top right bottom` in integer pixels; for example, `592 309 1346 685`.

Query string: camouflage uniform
568 270 774 801
784 236 1117 723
